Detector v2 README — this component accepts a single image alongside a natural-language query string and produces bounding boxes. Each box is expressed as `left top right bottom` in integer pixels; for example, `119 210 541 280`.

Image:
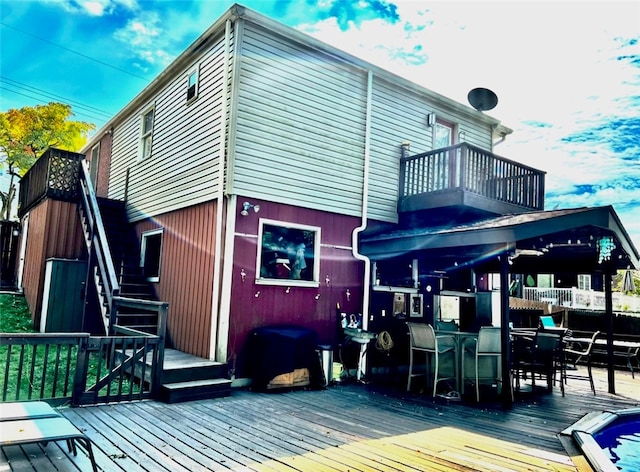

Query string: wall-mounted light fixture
241 201 260 216
345 289 351 301
240 268 246 282
325 275 331 286
458 131 466 142
315 293 320 300
427 112 436 127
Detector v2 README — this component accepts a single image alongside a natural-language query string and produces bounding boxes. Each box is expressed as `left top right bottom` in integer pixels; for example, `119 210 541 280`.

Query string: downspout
352 70 373 333
209 18 233 361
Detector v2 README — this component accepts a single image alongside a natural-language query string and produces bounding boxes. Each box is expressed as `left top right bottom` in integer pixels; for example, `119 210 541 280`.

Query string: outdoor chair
435 320 459 332
406 323 457 396
462 327 505 402
513 331 561 394
564 331 600 395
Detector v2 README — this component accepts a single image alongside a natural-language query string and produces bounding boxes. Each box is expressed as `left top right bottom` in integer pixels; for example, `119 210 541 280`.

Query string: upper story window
139 107 154 160
186 69 199 102
140 229 163 282
434 122 453 149
256 219 320 287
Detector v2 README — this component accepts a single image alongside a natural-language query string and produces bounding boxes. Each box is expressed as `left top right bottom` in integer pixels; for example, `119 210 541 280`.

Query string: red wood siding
135 200 217 359
22 200 85 327
231 199 364 377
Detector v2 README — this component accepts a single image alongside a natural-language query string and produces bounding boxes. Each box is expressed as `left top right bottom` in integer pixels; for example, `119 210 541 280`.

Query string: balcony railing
18 148 85 218
399 143 545 212
524 287 640 313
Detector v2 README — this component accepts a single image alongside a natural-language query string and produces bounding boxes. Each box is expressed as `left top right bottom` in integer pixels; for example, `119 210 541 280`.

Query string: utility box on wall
40 258 87 333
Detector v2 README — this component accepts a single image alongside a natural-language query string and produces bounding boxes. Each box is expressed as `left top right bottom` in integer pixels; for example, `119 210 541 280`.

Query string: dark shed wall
230 199 364 377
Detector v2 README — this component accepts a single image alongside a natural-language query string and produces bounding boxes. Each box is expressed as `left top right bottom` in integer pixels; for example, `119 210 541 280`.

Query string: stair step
160 378 232 403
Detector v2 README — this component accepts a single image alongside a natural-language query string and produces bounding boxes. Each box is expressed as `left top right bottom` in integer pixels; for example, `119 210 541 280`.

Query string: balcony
18 148 85 218
399 143 545 216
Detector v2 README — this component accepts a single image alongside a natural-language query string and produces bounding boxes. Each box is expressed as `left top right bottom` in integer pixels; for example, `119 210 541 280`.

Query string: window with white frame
256 220 320 286
577 274 591 290
89 142 100 188
139 107 154 160
140 229 163 282
186 69 198 102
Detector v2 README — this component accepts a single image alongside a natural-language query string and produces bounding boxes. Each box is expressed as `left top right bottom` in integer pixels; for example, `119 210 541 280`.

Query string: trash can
317 344 333 386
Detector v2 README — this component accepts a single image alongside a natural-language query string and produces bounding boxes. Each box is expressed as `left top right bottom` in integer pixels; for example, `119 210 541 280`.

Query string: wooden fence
0 329 163 406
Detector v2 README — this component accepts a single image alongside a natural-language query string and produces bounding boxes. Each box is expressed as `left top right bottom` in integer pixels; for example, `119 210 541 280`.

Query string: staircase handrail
78 161 120 315
112 296 169 341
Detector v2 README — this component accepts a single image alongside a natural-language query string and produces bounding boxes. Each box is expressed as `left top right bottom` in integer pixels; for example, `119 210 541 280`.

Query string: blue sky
1 0 639 249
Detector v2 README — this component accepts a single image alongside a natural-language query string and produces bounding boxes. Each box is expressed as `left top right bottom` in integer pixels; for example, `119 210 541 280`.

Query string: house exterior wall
95 131 112 197
108 32 230 223
231 21 368 217
133 200 218 358
229 198 364 378
21 200 84 327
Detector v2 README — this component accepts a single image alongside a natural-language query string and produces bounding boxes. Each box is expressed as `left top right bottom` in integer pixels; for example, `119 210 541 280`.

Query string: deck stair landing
157 349 232 403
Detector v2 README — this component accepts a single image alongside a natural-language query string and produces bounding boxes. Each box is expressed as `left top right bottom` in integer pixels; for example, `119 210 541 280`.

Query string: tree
0 102 95 220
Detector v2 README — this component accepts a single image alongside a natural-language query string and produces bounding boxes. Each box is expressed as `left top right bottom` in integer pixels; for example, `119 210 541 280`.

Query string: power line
0 77 114 118
0 22 150 82
0 87 108 124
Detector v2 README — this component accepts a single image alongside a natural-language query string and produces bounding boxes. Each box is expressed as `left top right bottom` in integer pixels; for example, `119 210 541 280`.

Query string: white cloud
42 0 137 16
113 11 172 68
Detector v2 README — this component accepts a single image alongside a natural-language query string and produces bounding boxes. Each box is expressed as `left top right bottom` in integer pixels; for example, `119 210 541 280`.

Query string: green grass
1 294 143 402
0 293 36 333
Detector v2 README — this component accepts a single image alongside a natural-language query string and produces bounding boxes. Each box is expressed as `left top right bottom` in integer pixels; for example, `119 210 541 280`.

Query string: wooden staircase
159 350 232 403
77 161 231 402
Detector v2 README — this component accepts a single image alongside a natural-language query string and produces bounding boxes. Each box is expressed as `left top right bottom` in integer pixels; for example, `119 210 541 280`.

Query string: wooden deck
2 366 638 471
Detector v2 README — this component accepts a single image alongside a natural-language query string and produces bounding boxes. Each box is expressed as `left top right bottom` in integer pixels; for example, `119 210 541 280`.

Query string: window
434 122 453 149
139 107 154 160
256 220 320 286
577 274 591 290
140 230 163 282
89 143 100 188
186 69 198 102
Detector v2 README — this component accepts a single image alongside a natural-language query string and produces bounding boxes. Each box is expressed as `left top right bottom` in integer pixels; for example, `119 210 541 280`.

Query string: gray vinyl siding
232 22 368 217
108 33 229 222
368 76 493 223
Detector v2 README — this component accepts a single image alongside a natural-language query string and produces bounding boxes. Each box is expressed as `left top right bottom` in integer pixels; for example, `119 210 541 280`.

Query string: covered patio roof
361 206 640 274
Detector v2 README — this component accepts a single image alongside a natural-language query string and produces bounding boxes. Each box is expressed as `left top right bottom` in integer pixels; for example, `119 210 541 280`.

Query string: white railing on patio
523 287 640 313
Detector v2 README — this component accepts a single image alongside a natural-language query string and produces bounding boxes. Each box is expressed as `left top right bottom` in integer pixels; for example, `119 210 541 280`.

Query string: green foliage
0 102 95 220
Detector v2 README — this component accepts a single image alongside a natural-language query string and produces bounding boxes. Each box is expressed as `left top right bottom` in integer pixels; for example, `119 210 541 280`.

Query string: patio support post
499 252 512 408
604 268 615 394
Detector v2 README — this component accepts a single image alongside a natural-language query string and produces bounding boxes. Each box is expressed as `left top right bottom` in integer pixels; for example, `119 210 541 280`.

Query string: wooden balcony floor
2 367 638 471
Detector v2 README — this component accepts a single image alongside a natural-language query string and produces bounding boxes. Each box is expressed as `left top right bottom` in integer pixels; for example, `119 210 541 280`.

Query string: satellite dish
467 87 498 112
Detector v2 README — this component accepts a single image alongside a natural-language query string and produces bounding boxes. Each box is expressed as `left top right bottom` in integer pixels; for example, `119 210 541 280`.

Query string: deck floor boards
2 366 638 471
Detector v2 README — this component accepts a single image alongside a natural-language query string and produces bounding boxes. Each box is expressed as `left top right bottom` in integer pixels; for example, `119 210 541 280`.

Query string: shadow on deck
2 367 638 471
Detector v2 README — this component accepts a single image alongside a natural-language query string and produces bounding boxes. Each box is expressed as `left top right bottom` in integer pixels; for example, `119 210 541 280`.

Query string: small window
89 143 100 188
140 230 163 282
434 122 453 149
139 107 154 160
256 220 320 286
186 69 198 102
577 274 591 291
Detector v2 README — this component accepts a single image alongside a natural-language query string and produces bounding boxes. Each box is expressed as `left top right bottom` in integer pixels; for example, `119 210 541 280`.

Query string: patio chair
513 331 561 394
462 327 504 402
406 322 457 396
564 331 600 395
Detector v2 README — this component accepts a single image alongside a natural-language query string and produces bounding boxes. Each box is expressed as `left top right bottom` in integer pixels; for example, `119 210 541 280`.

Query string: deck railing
0 329 163 406
17 148 85 218
524 287 640 313
399 143 545 211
